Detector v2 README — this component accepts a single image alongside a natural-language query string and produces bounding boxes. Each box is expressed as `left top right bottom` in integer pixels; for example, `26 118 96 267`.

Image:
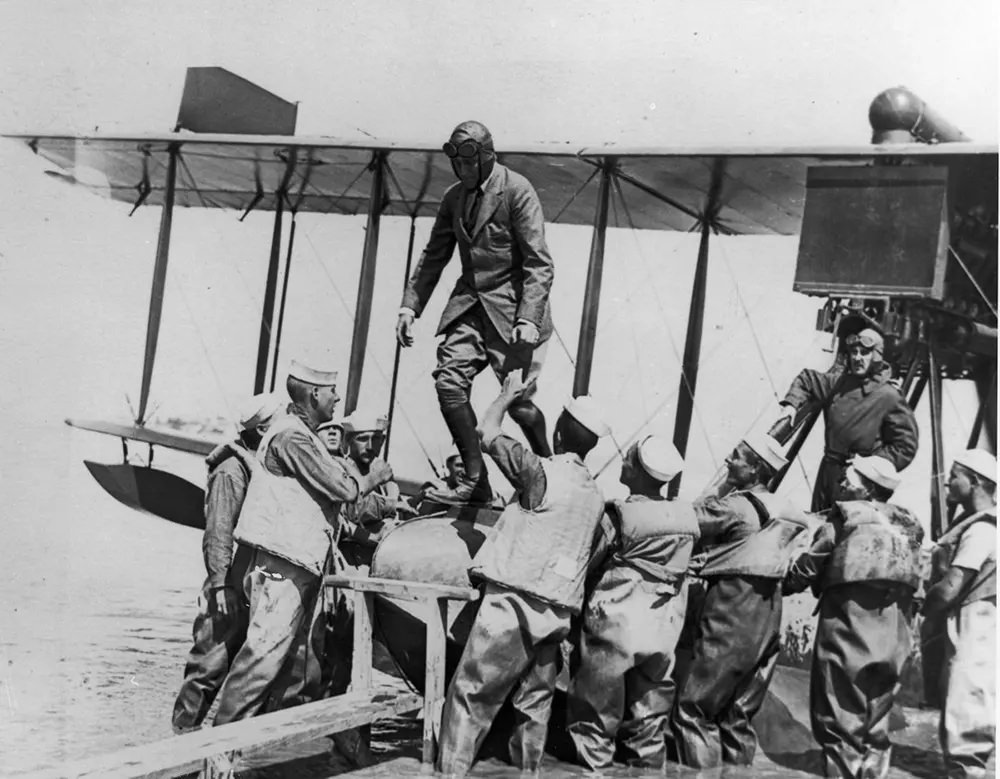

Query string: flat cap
288 359 338 387
954 448 997 483
564 395 611 438
316 417 345 433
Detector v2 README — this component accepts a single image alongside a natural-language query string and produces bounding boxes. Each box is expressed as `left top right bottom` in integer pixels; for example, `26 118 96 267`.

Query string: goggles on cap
443 139 488 159
845 333 881 349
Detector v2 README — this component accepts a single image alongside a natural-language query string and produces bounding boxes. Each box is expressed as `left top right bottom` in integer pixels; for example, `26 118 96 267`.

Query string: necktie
464 188 481 232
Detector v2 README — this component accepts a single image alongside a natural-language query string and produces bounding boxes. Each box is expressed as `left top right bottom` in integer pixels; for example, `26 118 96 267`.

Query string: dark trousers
171 545 252 732
672 575 782 768
437 584 571 777
811 583 912 779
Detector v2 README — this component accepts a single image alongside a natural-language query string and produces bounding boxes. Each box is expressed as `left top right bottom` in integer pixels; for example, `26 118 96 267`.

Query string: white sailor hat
343 411 388 434
287 359 338 386
953 449 998 483
742 432 788 472
563 395 611 438
634 435 684 482
316 417 345 433
849 455 900 491
238 392 284 431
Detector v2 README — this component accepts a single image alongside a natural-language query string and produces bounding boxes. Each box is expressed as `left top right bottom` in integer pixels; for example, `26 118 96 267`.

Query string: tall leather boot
424 403 493 505
509 400 552 458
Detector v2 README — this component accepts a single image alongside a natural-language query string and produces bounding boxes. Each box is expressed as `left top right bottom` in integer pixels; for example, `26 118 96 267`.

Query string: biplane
6 68 997 762
6 67 995 543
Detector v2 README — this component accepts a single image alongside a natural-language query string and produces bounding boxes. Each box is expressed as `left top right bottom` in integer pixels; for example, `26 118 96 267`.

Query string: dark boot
424 403 493 504
508 400 552 457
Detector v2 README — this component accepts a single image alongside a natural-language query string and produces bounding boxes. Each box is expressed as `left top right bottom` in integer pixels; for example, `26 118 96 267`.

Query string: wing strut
137 144 179 425
269 212 297 392
669 159 725 497
385 215 418 458
254 151 298 393
254 193 284 394
573 158 614 396
345 151 387 415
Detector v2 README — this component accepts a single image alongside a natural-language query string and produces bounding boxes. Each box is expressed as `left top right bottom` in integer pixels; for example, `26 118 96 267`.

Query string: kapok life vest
821 500 923 590
608 497 700 583
234 415 348 575
473 453 605 612
698 491 814 579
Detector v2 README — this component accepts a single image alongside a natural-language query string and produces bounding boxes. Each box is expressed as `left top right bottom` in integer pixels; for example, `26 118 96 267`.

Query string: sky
0 0 996 513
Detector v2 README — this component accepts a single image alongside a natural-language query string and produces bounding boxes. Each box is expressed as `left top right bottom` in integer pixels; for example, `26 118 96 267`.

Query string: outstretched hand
500 369 534 403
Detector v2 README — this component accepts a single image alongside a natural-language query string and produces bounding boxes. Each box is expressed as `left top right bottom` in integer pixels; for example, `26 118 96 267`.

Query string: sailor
211 360 393 725
923 448 997 779
775 327 918 511
339 411 416 565
784 455 923 779
436 373 610 777
316 417 345 456
171 392 284 733
566 435 696 770
672 433 810 769
396 120 555 504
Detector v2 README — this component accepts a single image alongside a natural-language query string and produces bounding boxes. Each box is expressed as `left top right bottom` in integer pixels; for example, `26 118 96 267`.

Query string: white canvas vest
473 453 604 612
234 415 347 575
936 509 997 606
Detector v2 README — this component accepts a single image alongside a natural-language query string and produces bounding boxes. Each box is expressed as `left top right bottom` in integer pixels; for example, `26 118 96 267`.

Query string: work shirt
263 404 361 507
781 364 918 469
203 444 251 589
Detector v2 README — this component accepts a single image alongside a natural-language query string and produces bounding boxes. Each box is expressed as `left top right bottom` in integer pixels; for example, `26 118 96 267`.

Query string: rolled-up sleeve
482 432 546 509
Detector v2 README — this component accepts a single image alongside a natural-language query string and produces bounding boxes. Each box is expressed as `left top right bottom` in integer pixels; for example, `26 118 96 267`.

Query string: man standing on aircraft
672 434 811 769
211 360 393 725
566 435 697 770
784 455 923 779
171 392 284 734
774 327 918 512
924 449 997 779
396 120 555 505
436 374 610 777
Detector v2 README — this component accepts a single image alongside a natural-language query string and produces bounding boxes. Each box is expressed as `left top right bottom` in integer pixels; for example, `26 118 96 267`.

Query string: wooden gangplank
29 576 478 779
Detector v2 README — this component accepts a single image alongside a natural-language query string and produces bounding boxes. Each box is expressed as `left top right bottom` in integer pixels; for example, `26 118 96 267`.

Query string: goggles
443 139 487 159
844 332 882 349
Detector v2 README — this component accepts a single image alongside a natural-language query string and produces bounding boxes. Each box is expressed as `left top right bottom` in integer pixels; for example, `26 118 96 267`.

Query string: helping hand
511 321 539 345
500 369 534 402
368 457 394 487
396 311 415 347
395 500 419 519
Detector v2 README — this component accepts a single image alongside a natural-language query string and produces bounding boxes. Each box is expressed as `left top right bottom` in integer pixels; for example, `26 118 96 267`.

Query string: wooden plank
324 575 480 603
31 689 421 779
422 598 449 766
351 591 374 693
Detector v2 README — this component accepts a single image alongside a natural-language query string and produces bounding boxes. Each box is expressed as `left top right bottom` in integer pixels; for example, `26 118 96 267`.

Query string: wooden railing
28 576 479 778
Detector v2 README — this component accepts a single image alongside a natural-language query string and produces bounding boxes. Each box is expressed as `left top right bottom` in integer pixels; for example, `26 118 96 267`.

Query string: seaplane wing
8 132 996 234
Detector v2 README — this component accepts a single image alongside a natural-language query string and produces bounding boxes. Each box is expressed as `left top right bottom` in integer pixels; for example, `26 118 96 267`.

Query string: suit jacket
400 163 554 344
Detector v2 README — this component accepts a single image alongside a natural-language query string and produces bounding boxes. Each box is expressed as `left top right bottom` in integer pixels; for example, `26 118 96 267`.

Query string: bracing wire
297 222 440 468
949 246 998 319
611 174 719 468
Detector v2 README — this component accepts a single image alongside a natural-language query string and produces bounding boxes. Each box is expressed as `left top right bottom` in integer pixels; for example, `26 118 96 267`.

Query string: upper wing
7 132 997 235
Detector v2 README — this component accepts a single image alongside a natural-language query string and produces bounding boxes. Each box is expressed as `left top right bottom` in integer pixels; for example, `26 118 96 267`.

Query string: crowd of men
169 120 995 779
